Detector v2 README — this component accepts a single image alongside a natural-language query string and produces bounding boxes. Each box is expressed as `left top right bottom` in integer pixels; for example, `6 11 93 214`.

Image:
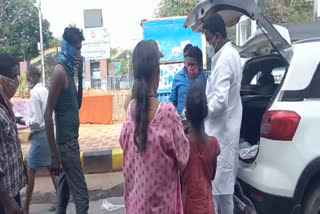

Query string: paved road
30 197 125 214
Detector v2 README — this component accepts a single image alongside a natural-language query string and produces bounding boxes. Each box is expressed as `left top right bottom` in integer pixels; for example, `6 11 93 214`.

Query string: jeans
0 193 22 214
55 139 89 214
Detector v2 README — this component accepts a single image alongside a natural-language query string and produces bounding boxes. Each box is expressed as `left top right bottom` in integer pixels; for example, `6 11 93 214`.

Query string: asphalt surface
30 197 125 214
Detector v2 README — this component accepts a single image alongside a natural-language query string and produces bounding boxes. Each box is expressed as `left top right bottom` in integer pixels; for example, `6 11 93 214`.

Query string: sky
41 0 161 50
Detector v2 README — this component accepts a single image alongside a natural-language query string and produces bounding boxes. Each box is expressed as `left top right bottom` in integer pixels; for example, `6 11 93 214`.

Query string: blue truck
141 16 205 101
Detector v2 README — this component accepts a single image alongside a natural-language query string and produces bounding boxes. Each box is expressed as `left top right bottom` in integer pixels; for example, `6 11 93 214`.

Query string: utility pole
314 0 319 22
38 0 45 86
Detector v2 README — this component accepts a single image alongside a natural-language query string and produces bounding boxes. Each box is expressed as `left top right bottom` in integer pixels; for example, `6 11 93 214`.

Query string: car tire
303 182 320 214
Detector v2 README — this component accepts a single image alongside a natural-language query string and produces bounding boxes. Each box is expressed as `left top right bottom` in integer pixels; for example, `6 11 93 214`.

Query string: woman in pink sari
120 40 189 214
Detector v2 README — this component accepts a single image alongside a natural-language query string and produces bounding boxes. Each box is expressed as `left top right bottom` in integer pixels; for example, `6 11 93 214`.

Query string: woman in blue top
169 45 207 114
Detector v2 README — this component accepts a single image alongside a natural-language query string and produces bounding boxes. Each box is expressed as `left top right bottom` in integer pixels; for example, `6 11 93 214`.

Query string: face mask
0 75 18 99
206 35 219 58
187 65 199 79
206 41 216 59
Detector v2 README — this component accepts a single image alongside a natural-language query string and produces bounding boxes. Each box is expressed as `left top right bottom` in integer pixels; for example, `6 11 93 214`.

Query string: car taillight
261 110 301 141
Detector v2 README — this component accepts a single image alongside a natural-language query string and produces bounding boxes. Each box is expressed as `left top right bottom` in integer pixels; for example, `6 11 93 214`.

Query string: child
182 82 220 214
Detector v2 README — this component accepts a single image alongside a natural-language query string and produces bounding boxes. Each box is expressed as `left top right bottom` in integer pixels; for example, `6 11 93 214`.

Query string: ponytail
133 79 149 152
131 40 161 153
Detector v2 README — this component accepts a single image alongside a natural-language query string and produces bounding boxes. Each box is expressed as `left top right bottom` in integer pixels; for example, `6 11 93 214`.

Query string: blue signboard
142 17 202 62
158 62 184 93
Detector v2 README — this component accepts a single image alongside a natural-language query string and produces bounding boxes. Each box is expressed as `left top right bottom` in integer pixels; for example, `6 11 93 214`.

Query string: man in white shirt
203 14 243 214
22 66 57 214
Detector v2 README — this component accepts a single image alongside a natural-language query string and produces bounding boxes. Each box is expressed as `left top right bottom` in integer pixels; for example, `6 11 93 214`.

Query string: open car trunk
239 54 287 162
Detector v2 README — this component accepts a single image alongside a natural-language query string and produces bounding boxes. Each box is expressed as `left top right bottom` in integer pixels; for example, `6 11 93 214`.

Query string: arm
74 57 83 109
207 64 232 118
44 65 66 163
170 106 190 171
169 77 178 107
26 94 41 130
0 180 20 214
211 139 221 180
77 73 83 109
0 162 10 205
200 70 208 89
0 140 20 213
0 180 10 204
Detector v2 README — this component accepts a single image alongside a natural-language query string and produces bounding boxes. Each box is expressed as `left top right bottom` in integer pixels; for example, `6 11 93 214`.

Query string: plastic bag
239 141 259 160
101 199 125 212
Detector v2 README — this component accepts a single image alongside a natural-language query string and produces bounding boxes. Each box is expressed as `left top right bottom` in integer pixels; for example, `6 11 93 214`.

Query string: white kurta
26 83 48 132
205 42 242 195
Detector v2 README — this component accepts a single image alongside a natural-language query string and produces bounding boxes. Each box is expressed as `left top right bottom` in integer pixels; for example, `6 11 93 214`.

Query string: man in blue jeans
169 45 207 114
0 53 26 214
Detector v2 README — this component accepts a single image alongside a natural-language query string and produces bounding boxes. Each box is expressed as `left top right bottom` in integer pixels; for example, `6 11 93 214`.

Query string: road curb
23 148 123 175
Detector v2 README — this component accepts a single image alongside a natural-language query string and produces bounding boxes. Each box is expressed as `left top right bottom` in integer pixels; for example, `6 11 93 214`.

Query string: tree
0 0 56 61
111 48 120 58
155 0 198 17
111 49 133 74
155 0 314 23
265 0 314 23
154 0 236 43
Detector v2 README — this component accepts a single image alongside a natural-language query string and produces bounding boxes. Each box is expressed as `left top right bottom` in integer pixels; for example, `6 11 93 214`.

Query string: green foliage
47 38 61 48
155 0 314 24
111 48 120 58
16 73 29 98
155 0 198 17
227 26 237 44
0 0 56 61
111 49 133 74
119 58 132 74
31 51 59 88
264 0 313 23
43 53 59 88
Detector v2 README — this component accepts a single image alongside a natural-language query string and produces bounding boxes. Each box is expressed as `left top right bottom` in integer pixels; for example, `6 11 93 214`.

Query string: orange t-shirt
182 136 220 214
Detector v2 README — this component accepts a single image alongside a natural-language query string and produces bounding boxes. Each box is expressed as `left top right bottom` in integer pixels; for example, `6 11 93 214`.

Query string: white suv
185 1 320 213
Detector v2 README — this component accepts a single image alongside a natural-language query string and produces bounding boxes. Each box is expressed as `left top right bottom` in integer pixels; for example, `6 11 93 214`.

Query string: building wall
84 58 111 89
100 59 108 78
108 61 115 76
85 61 91 88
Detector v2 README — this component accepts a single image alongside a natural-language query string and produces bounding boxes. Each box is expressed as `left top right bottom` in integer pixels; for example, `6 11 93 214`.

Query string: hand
4 199 22 214
74 56 83 79
16 118 25 125
50 156 61 177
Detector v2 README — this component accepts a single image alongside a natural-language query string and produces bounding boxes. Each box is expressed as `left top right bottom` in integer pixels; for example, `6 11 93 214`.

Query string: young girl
182 82 220 214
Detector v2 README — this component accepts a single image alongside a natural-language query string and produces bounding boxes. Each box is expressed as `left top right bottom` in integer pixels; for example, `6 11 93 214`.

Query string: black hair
183 44 193 56
27 65 41 78
0 53 18 76
203 13 227 39
132 40 160 153
185 46 203 67
63 25 85 47
185 82 208 130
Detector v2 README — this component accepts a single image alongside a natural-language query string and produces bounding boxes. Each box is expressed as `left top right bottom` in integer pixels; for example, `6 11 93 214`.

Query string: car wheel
303 182 320 214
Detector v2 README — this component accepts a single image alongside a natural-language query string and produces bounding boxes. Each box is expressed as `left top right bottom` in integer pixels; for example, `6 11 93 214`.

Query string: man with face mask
169 45 207 115
21 66 58 214
0 53 27 214
203 14 242 214
44 25 89 214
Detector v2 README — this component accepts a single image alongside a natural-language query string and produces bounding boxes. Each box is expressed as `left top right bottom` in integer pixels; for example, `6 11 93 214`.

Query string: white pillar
38 0 45 86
